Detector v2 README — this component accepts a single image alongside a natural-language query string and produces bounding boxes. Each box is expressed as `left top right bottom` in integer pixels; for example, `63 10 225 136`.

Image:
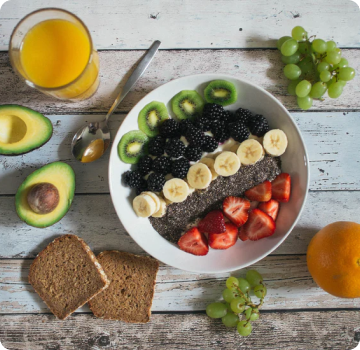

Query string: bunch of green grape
206 270 267 337
278 26 356 110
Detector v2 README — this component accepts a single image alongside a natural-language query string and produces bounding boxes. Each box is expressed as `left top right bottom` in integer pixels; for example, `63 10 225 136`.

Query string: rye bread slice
28 234 109 320
88 251 159 323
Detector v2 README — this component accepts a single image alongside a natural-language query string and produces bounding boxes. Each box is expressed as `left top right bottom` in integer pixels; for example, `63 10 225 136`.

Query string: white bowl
109 73 309 273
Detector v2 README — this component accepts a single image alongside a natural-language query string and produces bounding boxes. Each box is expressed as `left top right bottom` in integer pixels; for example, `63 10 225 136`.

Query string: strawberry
271 173 291 202
238 229 249 241
208 222 238 249
178 227 209 256
258 199 280 221
198 210 226 234
223 196 250 227
239 209 276 241
244 181 272 202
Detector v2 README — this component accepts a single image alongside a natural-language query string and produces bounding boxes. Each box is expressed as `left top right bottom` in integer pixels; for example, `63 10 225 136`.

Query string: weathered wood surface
1 50 360 115
1 111 360 195
0 191 359 259
1 312 359 350
1 0 360 50
2 255 360 314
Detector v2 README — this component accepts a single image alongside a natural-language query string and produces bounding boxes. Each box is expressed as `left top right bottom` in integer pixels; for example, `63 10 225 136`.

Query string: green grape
327 77 336 87
291 26 307 41
246 270 263 287
244 307 252 320
325 50 341 65
320 70 331 82
250 308 260 321
337 79 347 87
225 303 232 313
298 57 313 74
297 95 313 110
277 36 292 50
333 48 342 55
328 82 343 98
222 312 239 327
326 40 336 52
254 285 268 298
298 41 310 54
311 39 327 54
206 302 228 319
237 320 253 337
237 278 251 294
338 67 355 81
281 39 299 56
333 57 348 70
288 79 300 95
226 276 239 290
317 61 330 73
295 80 311 97
230 297 246 313
281 51 301 64
283 64 301 80
310 82 327 98
222 289 238 303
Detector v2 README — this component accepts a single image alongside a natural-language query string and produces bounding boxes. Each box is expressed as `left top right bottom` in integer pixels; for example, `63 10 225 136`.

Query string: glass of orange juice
9 8 100 100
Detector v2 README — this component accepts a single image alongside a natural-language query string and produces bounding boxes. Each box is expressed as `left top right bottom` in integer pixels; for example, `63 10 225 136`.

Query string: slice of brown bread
88 251 159 323
28 234 109 320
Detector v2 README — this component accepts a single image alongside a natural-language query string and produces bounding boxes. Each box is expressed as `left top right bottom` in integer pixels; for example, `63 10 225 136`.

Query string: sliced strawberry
258 199 280 221
271 173 291 202
239 209 276 241
178 227 209 256
238 229 249 241
244 181 272 202
198 210 226 234
223 196 250 227
208 222 238 249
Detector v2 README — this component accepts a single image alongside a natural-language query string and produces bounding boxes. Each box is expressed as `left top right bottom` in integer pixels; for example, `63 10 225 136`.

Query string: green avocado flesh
15 162 75 228
0 104 53 155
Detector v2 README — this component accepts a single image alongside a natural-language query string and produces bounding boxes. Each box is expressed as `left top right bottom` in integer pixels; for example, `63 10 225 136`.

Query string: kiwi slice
138 101 169 137
204 80 237 106
171 90 204 120
118 130 149 164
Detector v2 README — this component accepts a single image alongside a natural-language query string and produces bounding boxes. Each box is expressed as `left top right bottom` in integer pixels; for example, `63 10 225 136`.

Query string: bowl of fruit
109 73 309 273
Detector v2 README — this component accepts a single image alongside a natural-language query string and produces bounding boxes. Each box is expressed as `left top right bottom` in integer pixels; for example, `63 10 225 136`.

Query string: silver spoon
71 40 161 163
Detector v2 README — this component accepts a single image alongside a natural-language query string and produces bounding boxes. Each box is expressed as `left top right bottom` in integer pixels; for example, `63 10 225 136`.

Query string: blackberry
152 156 172 175
135 179 148 195
248 114 270 137
234 108 253 126
148 136 165 156
123 170 142 188
179 119 193 136
223 110 235 125
147 173 166 192
185 126 204 147
159 119 181 138
202 103 224 120
185 145 203 162
171 157 190 179
210 119 227 134
228 122 250 142
201 135 218 152
137 156 153 175
213 128 231 143
165 138 186 158
195 115 212 132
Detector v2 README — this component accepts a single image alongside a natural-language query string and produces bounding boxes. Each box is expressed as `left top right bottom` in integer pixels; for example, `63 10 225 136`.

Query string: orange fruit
307 221 360 298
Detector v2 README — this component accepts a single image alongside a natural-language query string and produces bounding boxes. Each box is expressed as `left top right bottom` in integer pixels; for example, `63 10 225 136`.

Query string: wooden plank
0 49 360 114
1 191 360 259
1 111 360 195
0 312 359 350
1 0 360 50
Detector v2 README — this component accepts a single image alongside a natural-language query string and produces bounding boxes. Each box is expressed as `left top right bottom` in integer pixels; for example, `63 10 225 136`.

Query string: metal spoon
71 40 161 163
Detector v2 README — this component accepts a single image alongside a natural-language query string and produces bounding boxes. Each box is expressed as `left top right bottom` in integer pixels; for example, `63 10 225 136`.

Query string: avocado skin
0 104 53 155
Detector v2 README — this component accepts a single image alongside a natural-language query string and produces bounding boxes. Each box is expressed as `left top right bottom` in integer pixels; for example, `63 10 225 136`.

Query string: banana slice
214 151 241 176
151 197 167 218
142 191 161 213
249 133 264 144
237 139 265 166
163 178 190 203
133 194 157 217
187 163 212 189
199 157 218 181
263 129 288 156
184 179 196 194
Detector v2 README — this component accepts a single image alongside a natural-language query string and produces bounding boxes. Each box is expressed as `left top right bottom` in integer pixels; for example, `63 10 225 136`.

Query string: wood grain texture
1 0 360 50
1 312 359 350
0 50 360 114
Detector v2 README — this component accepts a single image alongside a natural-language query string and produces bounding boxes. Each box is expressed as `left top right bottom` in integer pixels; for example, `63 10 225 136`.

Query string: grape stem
233 282 266 309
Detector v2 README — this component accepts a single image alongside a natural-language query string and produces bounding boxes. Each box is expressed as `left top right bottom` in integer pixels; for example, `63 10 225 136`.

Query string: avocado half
0 104 53 155
15 162 75 228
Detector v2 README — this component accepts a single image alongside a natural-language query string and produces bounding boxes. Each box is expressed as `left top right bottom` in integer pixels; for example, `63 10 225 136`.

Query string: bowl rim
108 72 310 273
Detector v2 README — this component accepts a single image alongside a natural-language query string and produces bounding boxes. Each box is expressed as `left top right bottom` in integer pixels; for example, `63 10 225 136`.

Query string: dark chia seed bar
149 156 281 243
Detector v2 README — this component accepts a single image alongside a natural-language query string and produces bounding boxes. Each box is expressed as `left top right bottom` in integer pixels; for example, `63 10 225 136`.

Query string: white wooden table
1 1 360 349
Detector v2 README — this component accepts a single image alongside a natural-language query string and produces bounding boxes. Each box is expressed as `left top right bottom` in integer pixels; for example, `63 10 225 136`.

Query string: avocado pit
27 182 60 214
